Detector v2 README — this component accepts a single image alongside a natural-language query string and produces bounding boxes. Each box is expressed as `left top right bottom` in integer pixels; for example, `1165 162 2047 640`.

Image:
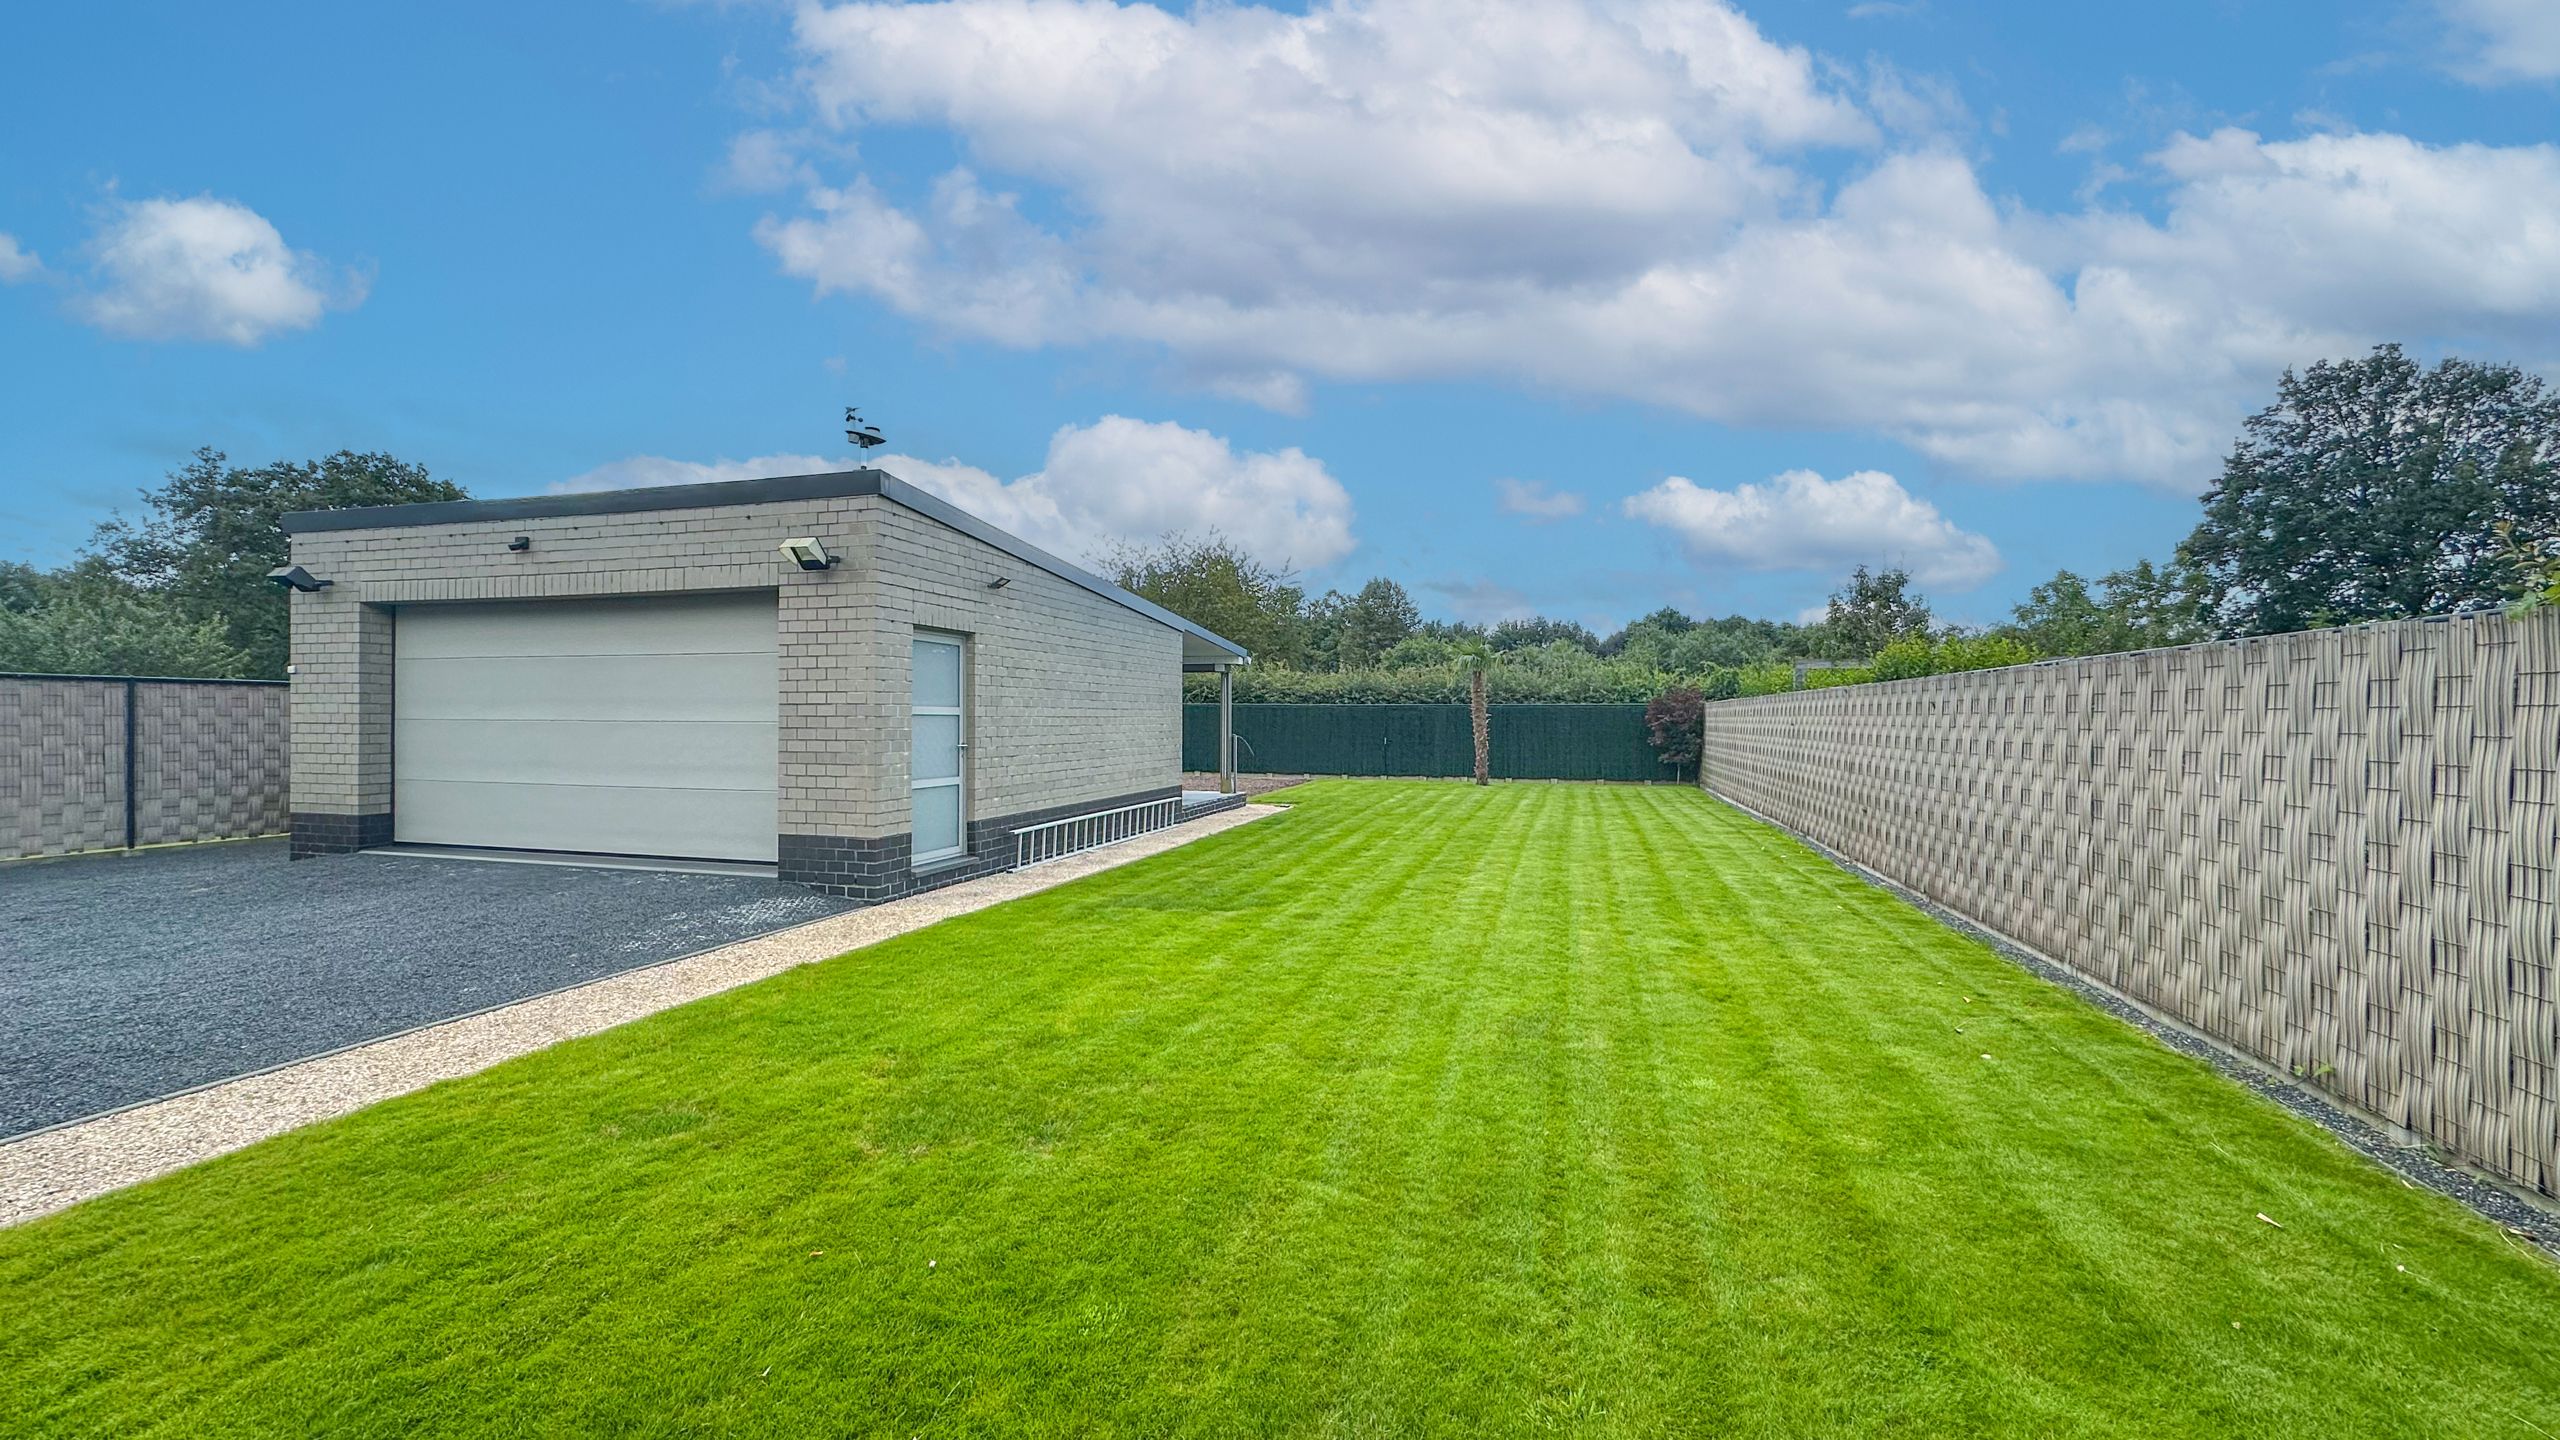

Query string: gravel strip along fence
0 803 1282 1228
1181 771 1313 799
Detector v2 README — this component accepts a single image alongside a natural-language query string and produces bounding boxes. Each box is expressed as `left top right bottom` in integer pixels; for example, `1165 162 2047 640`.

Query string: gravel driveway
0 841 850 1136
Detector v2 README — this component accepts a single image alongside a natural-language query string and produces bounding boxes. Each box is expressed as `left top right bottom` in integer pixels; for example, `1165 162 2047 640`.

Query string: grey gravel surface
1181 771 1314 799
0 840 849 1136
0 804 1283 1227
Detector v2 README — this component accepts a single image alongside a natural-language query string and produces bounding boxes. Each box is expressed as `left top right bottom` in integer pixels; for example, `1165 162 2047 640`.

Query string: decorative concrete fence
1 674 290 861
1701 610 2560 1195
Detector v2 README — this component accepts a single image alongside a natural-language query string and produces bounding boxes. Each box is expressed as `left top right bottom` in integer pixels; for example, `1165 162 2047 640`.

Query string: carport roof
281 467 1250 666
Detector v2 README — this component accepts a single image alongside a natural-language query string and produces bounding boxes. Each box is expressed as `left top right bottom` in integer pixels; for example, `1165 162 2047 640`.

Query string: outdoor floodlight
267 564 331 592
779 537 838 571
986 576 1013 590
507 535 532 552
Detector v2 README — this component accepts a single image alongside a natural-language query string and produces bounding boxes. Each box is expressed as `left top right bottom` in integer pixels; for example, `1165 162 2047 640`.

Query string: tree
88 448 466 678
1333 577 1421 669
0 587 252 677
1488 616 1601 653
1601 606 1693 654
2499 520 2560 614
0 561 53 612
2000 570 2107 657
1451 639 1493 785
1811 565 1932 659
2179 344 2560 637
1104 533 1309 668
2099 560 2207 650
1301 589 1348 671
1643 685 1705 780
2002 561 2204 658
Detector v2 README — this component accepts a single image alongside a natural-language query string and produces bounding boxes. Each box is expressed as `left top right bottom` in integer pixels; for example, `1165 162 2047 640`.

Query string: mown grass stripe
3 781 2556 1437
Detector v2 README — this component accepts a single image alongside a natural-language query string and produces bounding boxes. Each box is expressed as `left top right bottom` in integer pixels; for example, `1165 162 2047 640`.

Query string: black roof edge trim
0 672 286 687
279 468 892 533
276 466 1249 663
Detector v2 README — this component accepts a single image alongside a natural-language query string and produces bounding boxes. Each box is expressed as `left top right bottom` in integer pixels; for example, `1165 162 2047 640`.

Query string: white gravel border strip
0 803 1282 1229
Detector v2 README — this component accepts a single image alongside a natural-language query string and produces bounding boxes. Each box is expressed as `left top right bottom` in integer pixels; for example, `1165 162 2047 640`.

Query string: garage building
278 468 1247 900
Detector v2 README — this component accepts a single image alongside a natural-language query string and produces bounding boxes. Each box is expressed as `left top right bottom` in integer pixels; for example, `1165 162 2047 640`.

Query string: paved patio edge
0 804 1282 1228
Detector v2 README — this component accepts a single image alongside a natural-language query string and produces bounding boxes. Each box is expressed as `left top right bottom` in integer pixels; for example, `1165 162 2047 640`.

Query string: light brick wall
1701 609 2560 1195
2 677 289 860
859 501 1180 834
284 487 1181 871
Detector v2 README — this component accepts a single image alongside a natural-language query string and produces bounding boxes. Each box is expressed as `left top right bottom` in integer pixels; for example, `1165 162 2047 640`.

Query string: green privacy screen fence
1182 703 1681 782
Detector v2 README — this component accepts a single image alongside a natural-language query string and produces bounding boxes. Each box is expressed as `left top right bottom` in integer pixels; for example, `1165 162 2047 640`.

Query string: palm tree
1453 641 1492 786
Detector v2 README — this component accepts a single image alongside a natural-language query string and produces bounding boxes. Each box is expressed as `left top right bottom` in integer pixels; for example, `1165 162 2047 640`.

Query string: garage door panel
393 595 780 863
395 653 779 724
394 718 777 791
394 596 780 660
393 780 776 862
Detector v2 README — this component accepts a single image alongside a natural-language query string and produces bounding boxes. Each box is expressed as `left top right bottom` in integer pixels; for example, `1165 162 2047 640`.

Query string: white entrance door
911 633 968 863
392 594 780 862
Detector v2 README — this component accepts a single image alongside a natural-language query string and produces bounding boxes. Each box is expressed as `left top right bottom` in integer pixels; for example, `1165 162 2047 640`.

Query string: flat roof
280 467 1249 665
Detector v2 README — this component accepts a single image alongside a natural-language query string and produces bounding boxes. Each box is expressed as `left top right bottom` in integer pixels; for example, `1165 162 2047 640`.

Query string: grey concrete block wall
283 477 1187 894
2 676 290 861
1700 609 2560 1195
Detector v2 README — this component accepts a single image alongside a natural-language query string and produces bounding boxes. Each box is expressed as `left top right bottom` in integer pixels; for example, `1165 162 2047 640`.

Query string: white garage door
393 594 779 862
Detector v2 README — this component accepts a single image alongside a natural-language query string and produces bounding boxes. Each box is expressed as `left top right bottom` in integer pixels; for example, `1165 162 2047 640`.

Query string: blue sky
3 0 2554 633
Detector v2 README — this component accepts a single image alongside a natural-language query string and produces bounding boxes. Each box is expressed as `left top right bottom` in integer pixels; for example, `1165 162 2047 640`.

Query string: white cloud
718 130 818 193
563 417 1356 570
1198 370 1311 415
75 196 361 344
0 233 41 283
757 170 1080 349
1424 578 1537 624
899 416 1357 568
2441 0 2560 83
1621 468 1999 588
748 0 2560 488
555 453 840 493
1495 478 1587 520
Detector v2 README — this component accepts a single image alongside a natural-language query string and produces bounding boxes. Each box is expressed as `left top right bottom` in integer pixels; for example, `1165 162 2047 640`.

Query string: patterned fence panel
0 677 126 859
1700 610 2560 1196
1 675 290 861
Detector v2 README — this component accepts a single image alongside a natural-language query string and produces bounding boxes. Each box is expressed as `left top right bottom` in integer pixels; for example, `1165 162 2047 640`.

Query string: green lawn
4 782 2556 1437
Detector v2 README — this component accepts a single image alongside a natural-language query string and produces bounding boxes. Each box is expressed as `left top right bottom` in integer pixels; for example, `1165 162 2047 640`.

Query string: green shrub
1734 661 1795 696
1175 627 2043 707
1643 686 1705 777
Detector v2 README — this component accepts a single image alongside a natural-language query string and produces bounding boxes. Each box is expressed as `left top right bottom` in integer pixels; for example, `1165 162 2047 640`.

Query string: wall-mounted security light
986 576 1013 590
507 535 531 552
779 537 838 571
267 564 332 592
